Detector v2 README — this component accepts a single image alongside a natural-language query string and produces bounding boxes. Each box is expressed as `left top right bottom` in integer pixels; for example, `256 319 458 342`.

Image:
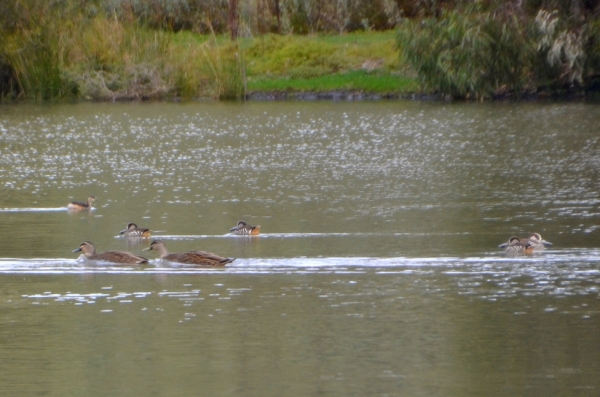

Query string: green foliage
7 0 599 101
583 18 600 80
0 12 407 102
199 40 247 100
246 33 400 78
397 8 533 99
0 9 248 101
287 0 311 34
1 25 67 100
246 35 342 76
397 3 600 98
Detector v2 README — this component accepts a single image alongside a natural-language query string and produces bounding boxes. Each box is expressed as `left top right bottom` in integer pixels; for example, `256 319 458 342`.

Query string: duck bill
72 247 82 253
142 247 152 252
119 229 127 235
541 240 553 247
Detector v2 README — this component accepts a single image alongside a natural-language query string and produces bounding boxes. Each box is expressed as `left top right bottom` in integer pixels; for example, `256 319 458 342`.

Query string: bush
0 6 246 101
397 3 600 98
583 18 600 83
397 8 533 99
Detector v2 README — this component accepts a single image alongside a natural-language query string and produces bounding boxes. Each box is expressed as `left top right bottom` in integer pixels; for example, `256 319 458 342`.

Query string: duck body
525 233 552 250
229 221 260 236
502 237 535 255
498 233 552 251
119 222 151 238
68 196 96 211
144 240 234 266
72 241 148 264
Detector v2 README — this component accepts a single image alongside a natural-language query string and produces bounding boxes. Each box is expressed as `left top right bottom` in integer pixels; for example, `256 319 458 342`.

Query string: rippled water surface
1 101 600 396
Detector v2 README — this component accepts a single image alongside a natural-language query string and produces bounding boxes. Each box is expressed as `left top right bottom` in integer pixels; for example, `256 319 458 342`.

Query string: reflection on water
1 101 600 396
1 267 600 397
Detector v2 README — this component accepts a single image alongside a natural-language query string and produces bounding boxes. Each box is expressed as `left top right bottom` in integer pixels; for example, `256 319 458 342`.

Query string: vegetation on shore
397 4 600 100
0 0 599 101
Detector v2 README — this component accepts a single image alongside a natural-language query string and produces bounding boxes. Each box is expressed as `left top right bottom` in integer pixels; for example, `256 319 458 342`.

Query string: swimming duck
498 233 552 251
72 241 148 264
229 220 260 236
67 196 96 211
526 233 552 250
143 240 235 266
503 237 535 255
119 222 151 238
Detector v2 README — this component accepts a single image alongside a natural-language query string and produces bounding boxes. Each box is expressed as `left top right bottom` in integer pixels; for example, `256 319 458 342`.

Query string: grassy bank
0 21 416 102
247 70 417 95
243 32 417 95
2 1 600 101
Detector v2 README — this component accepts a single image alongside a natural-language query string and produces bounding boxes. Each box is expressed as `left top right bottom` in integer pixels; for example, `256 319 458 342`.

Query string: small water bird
72 241 148 264
67 196 96 211
119 222 151 238
502 237 535 255
498 233 552 251
143 240 235 266
229 220 260 236
525 233 552 250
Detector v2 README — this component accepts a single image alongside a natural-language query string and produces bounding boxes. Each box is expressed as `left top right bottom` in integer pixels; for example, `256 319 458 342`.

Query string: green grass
247 70 418 94
244 32 402 76
1 19 418 101
242 32 417 95
163 31 418 97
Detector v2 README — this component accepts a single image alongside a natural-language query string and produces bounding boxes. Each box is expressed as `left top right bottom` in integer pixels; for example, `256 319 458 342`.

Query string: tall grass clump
69 20 247 100
0 18 71 100
63 17 176 100
197 36 247 100
397 3 600 99
396 8 533 99
533 9 586 91
0 4 247 101
583 18 600 93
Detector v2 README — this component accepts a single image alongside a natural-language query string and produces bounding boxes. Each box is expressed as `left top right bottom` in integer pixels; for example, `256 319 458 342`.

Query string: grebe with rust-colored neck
67 196 96 211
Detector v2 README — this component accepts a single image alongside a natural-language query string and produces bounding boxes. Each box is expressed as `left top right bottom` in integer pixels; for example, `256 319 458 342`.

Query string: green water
0 101 599 396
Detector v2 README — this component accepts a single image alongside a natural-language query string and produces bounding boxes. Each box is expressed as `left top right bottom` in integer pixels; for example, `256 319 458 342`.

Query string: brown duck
72 241 148 264
502 237 535 255
498 232 552 251
143 240 234 266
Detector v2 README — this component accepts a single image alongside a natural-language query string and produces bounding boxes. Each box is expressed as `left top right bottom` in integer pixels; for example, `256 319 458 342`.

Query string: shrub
1 26 67 100
533 9 586 89
397 8 533 99
583 18 600 83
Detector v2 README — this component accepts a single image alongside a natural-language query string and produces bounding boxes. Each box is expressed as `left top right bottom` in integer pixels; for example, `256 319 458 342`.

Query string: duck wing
171 251 234 266
95 251 148 264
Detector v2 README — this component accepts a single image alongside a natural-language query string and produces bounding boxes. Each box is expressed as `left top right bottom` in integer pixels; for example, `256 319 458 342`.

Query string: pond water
0 101 599 396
